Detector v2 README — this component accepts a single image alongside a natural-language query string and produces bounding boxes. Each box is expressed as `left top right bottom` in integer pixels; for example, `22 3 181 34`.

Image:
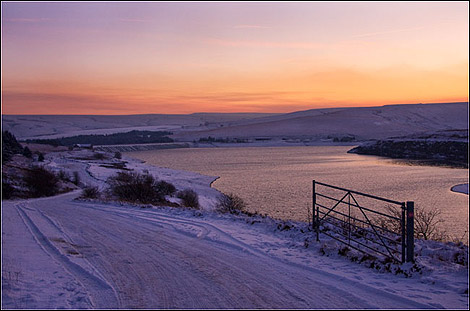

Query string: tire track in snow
15 203 119 309
73 201 434 309
38 198 367 308
25 193 435 309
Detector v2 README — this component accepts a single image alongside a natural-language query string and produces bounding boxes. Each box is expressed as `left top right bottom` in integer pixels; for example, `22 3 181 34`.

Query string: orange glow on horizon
1 2 468 115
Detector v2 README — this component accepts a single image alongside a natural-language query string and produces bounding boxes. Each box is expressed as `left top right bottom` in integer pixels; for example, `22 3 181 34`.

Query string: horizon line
2 101 468 116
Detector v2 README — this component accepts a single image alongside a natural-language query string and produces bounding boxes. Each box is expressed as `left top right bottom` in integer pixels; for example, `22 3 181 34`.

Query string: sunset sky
2 1 469 114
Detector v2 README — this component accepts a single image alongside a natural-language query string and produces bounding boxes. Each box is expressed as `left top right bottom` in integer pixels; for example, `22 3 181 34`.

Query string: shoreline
93 139 358 152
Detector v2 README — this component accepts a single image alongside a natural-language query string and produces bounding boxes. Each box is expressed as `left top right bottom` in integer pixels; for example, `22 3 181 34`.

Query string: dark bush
93 152 106 160
114 152 122 159
81 186 100 199
72 171 80 186
2 180 15 200
216 193 246 214
37 152 45 162
156 180 176 196
22 146 33 158
177 189 199 209
24 166 59 197
107 171 165 204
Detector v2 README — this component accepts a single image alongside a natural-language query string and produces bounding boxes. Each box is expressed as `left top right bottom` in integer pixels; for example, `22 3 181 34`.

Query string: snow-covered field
2 150 468 309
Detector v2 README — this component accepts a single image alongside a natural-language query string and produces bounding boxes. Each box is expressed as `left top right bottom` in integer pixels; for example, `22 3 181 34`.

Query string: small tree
2 130 23 163
37 152 45 162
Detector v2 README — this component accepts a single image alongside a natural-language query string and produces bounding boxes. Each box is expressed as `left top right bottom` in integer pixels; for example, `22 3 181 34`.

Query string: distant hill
172 102 469 141
2 113 278 139
2 102 467 142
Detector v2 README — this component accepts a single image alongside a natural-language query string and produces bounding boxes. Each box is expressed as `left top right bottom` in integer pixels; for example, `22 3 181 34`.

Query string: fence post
406 201 414 262
316 202 320 242
401 203 406 263
312 180 316 231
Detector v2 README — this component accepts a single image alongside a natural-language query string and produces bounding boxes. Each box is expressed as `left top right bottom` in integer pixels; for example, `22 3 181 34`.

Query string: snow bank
451 183 469 195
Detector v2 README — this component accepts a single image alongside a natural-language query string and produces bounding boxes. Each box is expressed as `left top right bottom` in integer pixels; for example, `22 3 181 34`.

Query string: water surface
127 146 468 240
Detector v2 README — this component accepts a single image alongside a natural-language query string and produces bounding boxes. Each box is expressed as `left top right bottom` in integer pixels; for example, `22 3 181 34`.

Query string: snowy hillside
173 102 469 141
2 113 277 140
2 102 467 142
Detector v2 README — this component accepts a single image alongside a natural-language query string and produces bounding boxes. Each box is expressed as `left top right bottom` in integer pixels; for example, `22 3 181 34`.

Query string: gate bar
315 181 404 206
316 193 401 220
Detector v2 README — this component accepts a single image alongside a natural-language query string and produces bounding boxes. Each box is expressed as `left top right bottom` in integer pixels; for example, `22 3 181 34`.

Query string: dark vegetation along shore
24 130 174 146
348 139 468 168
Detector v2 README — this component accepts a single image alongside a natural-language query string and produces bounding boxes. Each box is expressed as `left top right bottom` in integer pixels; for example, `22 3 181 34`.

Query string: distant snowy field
2 149 468 309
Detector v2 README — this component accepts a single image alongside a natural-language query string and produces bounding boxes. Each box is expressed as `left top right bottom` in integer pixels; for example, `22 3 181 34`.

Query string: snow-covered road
2 192 446 309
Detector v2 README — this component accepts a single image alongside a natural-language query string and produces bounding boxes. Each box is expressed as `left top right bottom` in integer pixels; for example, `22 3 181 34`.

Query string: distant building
73 144 93 149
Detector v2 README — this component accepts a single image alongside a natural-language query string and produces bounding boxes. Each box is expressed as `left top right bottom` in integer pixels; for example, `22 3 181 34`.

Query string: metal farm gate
312 180 414 263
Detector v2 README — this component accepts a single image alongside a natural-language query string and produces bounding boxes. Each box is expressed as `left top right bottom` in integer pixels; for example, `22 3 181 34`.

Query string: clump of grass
216 193 246 214
80 186 100 199
177 189 199 209
72 171 80 186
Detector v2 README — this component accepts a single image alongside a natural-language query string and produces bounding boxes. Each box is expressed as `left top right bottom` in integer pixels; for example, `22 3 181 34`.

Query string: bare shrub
57 170 70 182
107 171 164 204
414 208 446 241
81 186 100 199
377 205 402 234
24 166 59 197
216 193 246 214
378 204 447 241
156 180 176 196
177 189 199 209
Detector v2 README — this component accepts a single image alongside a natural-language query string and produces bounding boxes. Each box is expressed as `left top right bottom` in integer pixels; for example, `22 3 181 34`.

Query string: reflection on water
127 146 468 240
